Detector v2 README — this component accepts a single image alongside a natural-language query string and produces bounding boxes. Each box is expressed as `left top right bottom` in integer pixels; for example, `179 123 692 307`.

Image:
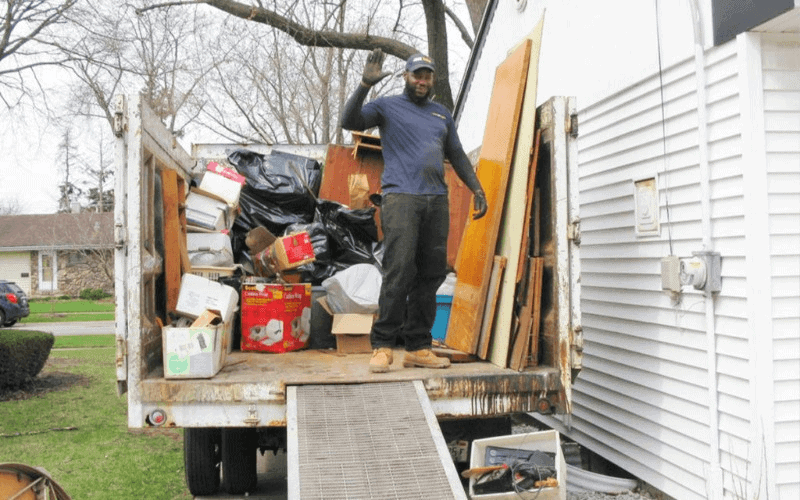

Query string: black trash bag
233 189 312 236
227 148 322 262
297 260 350 286
315 200 380 266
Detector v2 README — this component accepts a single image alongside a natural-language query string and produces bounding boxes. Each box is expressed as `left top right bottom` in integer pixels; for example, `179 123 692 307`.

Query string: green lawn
27 299 115 323
0 339 191 499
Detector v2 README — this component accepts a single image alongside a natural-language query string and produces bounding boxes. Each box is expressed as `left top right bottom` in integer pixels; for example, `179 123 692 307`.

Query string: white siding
538 36 771 500
762 33 800 500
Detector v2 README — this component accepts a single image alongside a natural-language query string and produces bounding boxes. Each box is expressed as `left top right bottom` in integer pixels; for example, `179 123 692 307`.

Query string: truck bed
140 349 561 421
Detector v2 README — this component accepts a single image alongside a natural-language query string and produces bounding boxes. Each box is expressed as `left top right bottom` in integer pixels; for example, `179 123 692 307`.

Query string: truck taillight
5 293 17 304
148 409 167 426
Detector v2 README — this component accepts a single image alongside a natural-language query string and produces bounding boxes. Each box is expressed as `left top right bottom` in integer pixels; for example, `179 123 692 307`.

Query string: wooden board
446 40 532 354
477 256 507 360
319 144 471 269
488 17 546 368
160 169 182 314
529 257 544 368
509 257 543 371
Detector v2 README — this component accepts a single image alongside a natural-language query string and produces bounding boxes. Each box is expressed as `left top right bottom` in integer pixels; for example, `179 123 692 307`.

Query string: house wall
531 30 799 500
0 251 32 295
759 33 800 499
28 249 114 297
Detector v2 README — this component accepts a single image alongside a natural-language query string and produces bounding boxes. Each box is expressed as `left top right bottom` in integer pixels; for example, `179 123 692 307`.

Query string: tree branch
444 5 473 49
201 0 418 60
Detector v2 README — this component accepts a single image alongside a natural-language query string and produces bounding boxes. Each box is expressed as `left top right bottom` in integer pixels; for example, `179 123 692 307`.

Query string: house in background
455 1 799 500
0 212 114 297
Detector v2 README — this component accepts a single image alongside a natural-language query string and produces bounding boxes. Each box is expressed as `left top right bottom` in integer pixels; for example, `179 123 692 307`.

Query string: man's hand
362 48 392 87
472 190 488 220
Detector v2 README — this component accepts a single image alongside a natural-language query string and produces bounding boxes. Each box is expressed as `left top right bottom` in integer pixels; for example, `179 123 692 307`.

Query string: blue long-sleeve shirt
341 86 482 196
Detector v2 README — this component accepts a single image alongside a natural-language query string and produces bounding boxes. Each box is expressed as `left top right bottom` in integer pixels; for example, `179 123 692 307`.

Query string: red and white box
241 282 312 353
199 161 247 206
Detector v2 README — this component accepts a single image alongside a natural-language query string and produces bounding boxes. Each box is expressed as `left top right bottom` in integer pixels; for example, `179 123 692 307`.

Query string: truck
112 92 581 497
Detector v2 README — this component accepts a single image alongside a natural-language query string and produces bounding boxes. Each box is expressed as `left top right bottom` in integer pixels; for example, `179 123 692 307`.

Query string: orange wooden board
160 169 182 314
445 39 533 354
319 143 472 269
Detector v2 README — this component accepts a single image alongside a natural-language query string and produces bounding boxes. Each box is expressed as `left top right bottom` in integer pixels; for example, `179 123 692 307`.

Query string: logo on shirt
431 112 446 120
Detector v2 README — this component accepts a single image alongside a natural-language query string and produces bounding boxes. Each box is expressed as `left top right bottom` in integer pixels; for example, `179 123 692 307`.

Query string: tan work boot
403 349 451 369
369 347 393 373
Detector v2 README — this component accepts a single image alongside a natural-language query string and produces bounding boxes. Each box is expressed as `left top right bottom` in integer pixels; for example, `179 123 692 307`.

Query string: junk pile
158 146 402 373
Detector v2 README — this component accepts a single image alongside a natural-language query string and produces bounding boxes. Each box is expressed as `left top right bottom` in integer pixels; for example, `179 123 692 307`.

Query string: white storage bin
469 430 566 500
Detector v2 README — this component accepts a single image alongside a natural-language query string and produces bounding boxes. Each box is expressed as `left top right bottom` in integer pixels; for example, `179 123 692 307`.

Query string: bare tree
139 0 475 110
56 128 82 213
61 1 210 135
0 0 77 108
0 197 25 215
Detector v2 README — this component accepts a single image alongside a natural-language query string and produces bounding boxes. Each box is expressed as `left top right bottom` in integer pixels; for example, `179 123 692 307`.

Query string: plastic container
432 294 453 341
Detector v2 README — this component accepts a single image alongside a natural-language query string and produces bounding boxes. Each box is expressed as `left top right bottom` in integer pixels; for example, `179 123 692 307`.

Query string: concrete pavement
8 320 115 336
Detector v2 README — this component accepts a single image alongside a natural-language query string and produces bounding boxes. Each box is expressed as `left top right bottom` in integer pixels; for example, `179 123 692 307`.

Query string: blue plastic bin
432 294 453 341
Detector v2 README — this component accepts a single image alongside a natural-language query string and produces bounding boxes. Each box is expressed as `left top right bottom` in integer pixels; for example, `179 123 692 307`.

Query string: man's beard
405 80 430 104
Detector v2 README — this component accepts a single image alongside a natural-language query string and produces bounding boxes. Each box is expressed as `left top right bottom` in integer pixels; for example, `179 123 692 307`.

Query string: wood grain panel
445 40 533 353
488 19 545 367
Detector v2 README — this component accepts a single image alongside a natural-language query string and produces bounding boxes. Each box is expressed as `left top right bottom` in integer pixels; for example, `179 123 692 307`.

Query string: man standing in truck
341 49 488 373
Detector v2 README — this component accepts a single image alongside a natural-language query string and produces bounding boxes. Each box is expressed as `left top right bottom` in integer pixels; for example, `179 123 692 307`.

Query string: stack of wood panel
446 18 546 371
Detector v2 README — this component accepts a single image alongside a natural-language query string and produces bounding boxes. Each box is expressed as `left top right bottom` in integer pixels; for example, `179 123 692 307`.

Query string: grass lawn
0 336 191 499
27 299 115 323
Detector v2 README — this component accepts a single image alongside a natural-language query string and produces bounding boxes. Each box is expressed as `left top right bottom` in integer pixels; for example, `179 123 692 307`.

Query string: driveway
9 320 115 336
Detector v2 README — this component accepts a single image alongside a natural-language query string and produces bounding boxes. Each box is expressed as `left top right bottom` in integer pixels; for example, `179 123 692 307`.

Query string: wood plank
477 256 507 360
528 257 544 368
487 18 546 367
177 176 190 274
509 257 543 371
445 39 533 354
160 169 182 313
515 129 542 284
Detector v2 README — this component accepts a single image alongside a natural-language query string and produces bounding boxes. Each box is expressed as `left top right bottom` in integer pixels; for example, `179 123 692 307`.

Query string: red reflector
6 293 17 304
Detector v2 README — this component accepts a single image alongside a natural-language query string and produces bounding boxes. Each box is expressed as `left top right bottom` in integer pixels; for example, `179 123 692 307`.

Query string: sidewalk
8 320 115 336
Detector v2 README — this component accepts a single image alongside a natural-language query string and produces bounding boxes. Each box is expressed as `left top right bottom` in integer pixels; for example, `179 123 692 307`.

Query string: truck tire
184 427 221 496
222 428 258 494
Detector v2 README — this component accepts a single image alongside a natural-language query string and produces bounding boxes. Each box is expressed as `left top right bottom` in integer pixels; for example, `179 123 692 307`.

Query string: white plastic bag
322 264 382 314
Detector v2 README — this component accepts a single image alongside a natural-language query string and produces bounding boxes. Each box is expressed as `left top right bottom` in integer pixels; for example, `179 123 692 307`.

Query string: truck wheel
222 428 258 494
184 427 221 496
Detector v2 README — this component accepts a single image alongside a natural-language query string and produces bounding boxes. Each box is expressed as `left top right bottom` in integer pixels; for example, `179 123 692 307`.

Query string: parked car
0 280 30 327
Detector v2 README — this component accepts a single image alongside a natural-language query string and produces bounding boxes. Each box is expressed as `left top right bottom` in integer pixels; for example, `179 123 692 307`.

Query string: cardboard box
469 430 566 500
176 273 239 323
198 162 246 206
253 231 316 276
163 316 231 379
318 297 374 354
241 282 312 353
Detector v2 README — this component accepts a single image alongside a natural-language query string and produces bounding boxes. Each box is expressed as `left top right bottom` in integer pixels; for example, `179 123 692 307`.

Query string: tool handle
460 464 508 478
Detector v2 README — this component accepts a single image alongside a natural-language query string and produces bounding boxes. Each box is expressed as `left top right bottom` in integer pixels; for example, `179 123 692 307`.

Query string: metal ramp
287 381 467 500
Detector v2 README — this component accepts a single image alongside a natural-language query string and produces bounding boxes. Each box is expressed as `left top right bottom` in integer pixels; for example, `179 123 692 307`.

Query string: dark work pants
371 193 449 351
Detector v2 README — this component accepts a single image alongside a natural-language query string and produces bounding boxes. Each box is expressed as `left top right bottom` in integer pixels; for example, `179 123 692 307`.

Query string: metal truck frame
113 93 581 495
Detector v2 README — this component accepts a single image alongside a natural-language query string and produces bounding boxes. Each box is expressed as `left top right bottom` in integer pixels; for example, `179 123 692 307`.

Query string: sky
0 0 702 216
